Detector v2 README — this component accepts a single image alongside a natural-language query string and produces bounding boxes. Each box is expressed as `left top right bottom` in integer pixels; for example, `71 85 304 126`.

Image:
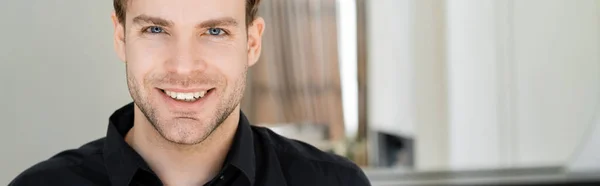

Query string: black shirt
10 103 371 186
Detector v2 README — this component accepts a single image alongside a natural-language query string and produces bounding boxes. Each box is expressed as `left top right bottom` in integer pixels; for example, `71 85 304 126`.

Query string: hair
113 0 261 26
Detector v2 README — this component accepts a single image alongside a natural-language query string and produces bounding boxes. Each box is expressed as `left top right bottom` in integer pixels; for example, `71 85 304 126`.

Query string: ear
247 17 265 67
111 12 126 63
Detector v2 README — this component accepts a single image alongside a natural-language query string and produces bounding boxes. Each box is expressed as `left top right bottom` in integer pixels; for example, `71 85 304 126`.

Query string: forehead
127 0 246 24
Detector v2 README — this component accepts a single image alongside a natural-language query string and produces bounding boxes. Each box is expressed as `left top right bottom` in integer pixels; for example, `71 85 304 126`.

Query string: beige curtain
242 0 345 141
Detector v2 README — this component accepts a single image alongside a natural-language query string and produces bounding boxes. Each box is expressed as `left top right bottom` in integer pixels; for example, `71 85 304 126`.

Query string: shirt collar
226 110 256 185
103 102 256 185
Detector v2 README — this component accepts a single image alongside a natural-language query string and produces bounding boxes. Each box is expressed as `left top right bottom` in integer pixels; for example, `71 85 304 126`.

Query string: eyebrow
196 17 239 29
131 14 239 28
132 14 174 27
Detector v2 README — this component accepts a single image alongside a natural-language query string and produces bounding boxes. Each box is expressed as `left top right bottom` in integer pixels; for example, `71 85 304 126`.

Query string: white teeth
164 90 208 102
166 91 177 99
176 93 184 100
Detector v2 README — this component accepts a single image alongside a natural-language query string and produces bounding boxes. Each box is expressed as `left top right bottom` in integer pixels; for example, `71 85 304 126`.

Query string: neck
126 106 240 185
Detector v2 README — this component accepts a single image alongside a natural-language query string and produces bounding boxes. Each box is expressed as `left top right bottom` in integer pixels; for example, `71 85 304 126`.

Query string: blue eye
207 28 224 36
146 26 164 34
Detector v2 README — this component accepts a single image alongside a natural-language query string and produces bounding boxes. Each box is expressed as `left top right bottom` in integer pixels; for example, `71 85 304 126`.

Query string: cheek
198 40 247 78
125 40 168 87
127 37 170 63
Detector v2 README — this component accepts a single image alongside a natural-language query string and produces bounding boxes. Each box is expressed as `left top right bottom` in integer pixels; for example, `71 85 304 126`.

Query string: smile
160 89 214 102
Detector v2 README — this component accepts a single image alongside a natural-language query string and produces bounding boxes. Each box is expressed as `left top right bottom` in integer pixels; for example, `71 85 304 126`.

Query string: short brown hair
113 0 261 26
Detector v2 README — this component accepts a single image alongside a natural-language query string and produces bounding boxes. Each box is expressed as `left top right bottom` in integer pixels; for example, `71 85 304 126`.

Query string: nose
165 37 207 75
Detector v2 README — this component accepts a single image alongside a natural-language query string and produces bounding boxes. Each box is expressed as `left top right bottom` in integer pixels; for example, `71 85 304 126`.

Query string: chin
157 117 215 145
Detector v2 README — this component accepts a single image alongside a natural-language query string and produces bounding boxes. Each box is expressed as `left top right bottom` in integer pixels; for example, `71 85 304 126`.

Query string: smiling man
9 0 370 186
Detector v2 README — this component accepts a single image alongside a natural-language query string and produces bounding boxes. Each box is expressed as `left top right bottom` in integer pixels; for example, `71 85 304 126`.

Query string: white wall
412 0 449 170
448 0 600 169
568 103 600 172
367 0 416 138
446 0 503 169
566 0 600 173
0 0 130 184
367 0 450 170
367 0 600 170
512 0 600 166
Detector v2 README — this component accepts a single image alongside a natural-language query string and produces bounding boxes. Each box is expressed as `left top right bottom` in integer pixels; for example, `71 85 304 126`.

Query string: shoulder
251 126 371 186
9 138 108 186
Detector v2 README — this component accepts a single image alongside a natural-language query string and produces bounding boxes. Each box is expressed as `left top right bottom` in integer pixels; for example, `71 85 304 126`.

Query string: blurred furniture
371 132 414 168
265 123 333 151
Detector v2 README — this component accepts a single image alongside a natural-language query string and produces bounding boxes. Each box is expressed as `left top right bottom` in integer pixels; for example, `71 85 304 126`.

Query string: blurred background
1 0 600 185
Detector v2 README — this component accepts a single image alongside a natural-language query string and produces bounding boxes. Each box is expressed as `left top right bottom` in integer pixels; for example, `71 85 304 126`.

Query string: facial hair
126 64 247 145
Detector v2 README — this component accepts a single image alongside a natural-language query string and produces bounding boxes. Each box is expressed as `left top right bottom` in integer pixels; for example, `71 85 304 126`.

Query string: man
10 0 370 185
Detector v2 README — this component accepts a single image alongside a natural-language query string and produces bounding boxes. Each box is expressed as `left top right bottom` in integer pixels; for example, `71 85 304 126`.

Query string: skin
110 0 265 185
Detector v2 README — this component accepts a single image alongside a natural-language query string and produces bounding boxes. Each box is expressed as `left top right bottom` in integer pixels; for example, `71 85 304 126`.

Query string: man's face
112 0 264 145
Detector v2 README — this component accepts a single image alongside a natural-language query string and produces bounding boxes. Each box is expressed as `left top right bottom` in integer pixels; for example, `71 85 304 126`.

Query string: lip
158 87 214 93
156 87 216 109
